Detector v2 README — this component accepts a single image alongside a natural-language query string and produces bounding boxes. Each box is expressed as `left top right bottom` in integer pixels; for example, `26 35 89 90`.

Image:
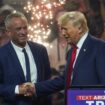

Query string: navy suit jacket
35 34 105 97
0 41 51 105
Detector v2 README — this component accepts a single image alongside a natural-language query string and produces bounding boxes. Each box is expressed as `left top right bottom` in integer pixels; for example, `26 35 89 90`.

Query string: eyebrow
15 26 27 30
61 27 67 30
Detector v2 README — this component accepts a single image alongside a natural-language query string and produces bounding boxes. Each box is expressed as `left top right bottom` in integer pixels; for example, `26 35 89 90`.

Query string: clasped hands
19 82 35 97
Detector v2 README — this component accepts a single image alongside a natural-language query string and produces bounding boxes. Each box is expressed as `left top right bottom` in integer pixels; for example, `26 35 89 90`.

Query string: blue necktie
22 48 31 82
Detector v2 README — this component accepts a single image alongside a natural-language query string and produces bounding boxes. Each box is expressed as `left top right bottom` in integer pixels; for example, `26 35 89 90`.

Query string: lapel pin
83 49 86 52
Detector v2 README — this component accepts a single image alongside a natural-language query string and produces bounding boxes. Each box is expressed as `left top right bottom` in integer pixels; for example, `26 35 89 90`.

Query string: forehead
11 17 27 24
8 18 27 31
60 21 74 28
59 18 76 29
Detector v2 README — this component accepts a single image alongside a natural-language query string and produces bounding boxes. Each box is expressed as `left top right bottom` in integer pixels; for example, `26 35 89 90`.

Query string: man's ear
6 30 11 37
78 26 82 34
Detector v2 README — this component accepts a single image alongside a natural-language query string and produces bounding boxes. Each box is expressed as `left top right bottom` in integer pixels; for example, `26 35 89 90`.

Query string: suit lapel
73 35 92 78
7 42 26 81
28 42 41 82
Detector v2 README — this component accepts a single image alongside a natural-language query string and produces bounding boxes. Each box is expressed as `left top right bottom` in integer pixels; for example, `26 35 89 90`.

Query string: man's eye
15 26 27 31
23 26 27 30
16 27 21 31
61 27 67 31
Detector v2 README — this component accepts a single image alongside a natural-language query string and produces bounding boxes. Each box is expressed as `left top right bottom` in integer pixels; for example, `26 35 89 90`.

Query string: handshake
19 82 35 97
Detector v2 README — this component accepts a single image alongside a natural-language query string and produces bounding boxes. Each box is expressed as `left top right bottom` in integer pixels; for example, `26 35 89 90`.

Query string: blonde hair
58 11 89 32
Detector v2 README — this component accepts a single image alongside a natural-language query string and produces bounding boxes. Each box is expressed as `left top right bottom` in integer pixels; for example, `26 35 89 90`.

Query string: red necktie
66 45 77 89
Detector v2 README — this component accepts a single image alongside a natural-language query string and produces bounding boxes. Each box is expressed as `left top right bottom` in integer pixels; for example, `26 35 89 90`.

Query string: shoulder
88 34 105 46
28 41 45 47
0 42 11 52
27 41 47 51
88 35 105 53
0 42 12 58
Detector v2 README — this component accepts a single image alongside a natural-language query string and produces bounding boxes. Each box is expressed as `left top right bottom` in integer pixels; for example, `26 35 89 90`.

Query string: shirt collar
11 41 29 51
77 31 88 49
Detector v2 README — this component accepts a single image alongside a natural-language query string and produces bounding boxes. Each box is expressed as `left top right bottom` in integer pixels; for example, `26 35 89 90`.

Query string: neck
11 41 27 48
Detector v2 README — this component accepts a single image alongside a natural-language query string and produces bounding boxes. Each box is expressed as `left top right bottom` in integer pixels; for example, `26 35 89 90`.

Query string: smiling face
7 17 28 47
58 11 88 45
60 21 81 45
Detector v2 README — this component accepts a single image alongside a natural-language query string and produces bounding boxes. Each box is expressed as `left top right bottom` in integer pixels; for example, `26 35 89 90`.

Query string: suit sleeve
0 61 16 100
35 72 65 97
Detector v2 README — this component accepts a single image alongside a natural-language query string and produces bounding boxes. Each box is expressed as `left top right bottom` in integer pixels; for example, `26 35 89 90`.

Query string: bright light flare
24 0 66 48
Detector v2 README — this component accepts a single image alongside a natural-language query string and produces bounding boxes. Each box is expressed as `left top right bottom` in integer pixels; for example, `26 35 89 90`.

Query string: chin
18 42 26 47
67 40 71 44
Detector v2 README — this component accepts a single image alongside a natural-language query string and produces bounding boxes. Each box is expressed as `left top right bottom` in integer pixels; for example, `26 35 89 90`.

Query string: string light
24 0 66 48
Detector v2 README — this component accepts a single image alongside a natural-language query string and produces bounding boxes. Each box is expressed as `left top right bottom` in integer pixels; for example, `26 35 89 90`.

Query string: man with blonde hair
21 11 105 104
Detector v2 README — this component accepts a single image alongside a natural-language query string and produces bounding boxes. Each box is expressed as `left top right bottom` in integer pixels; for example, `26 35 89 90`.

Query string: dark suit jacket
0 41 51 105
35 34 105 96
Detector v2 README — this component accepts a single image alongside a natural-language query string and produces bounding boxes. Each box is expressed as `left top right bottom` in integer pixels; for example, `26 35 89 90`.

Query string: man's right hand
19 83 35 97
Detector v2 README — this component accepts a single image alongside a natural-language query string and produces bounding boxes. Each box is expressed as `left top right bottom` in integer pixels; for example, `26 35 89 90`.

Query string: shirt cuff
15 85 19 94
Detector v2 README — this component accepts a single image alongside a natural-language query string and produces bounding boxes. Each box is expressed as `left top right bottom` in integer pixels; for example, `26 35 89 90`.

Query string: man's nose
20 28 27 33
61 30 66 36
